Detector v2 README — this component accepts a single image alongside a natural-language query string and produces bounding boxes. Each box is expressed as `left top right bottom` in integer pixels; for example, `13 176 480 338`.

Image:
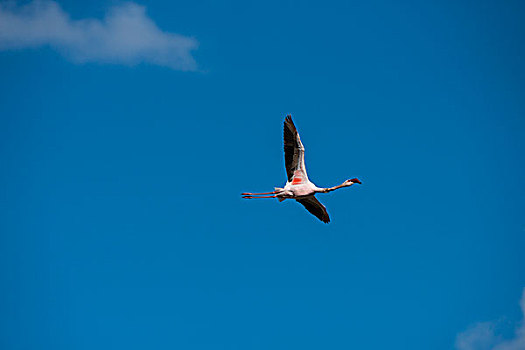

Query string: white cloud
0 1 198 70
455 322 501 350
456 288 525 350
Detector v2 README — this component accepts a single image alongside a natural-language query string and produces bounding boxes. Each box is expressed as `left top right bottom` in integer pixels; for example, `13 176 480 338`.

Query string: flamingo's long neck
320 182 352 193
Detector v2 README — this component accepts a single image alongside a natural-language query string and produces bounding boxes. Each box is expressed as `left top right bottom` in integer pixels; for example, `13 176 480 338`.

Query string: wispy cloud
455 288 525 350
0 1 198 70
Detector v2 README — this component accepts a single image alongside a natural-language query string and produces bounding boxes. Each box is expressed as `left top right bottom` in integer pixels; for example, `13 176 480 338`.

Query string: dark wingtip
284 115 296 131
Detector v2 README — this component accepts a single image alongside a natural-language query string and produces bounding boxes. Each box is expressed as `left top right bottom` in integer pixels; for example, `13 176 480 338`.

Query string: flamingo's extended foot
241 191 278 196
242 195 278 199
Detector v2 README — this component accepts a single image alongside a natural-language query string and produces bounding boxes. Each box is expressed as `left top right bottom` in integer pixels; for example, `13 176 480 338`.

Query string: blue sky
0 1 524 349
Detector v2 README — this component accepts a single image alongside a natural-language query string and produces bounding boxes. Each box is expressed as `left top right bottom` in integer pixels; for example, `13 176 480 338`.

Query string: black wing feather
283 115 300 182
296 196 330 223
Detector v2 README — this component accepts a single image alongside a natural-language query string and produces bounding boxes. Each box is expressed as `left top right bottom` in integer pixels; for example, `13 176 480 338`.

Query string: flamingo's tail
274 188 286 202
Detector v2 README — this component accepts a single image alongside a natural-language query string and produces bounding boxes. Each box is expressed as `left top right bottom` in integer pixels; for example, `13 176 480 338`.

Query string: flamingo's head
346 178 362 185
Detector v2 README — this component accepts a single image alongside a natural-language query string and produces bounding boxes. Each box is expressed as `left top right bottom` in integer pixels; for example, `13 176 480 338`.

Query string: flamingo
242 115 362 223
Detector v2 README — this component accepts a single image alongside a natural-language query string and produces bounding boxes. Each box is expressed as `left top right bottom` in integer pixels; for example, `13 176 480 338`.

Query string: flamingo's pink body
242 115 362 223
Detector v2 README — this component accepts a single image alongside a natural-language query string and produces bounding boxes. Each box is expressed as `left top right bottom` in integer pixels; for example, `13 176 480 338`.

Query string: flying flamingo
242 115 362 223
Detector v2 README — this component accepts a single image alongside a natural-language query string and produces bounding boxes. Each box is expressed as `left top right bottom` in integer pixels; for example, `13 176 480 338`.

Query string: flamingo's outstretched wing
296 196 330 223
284 115 308 183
